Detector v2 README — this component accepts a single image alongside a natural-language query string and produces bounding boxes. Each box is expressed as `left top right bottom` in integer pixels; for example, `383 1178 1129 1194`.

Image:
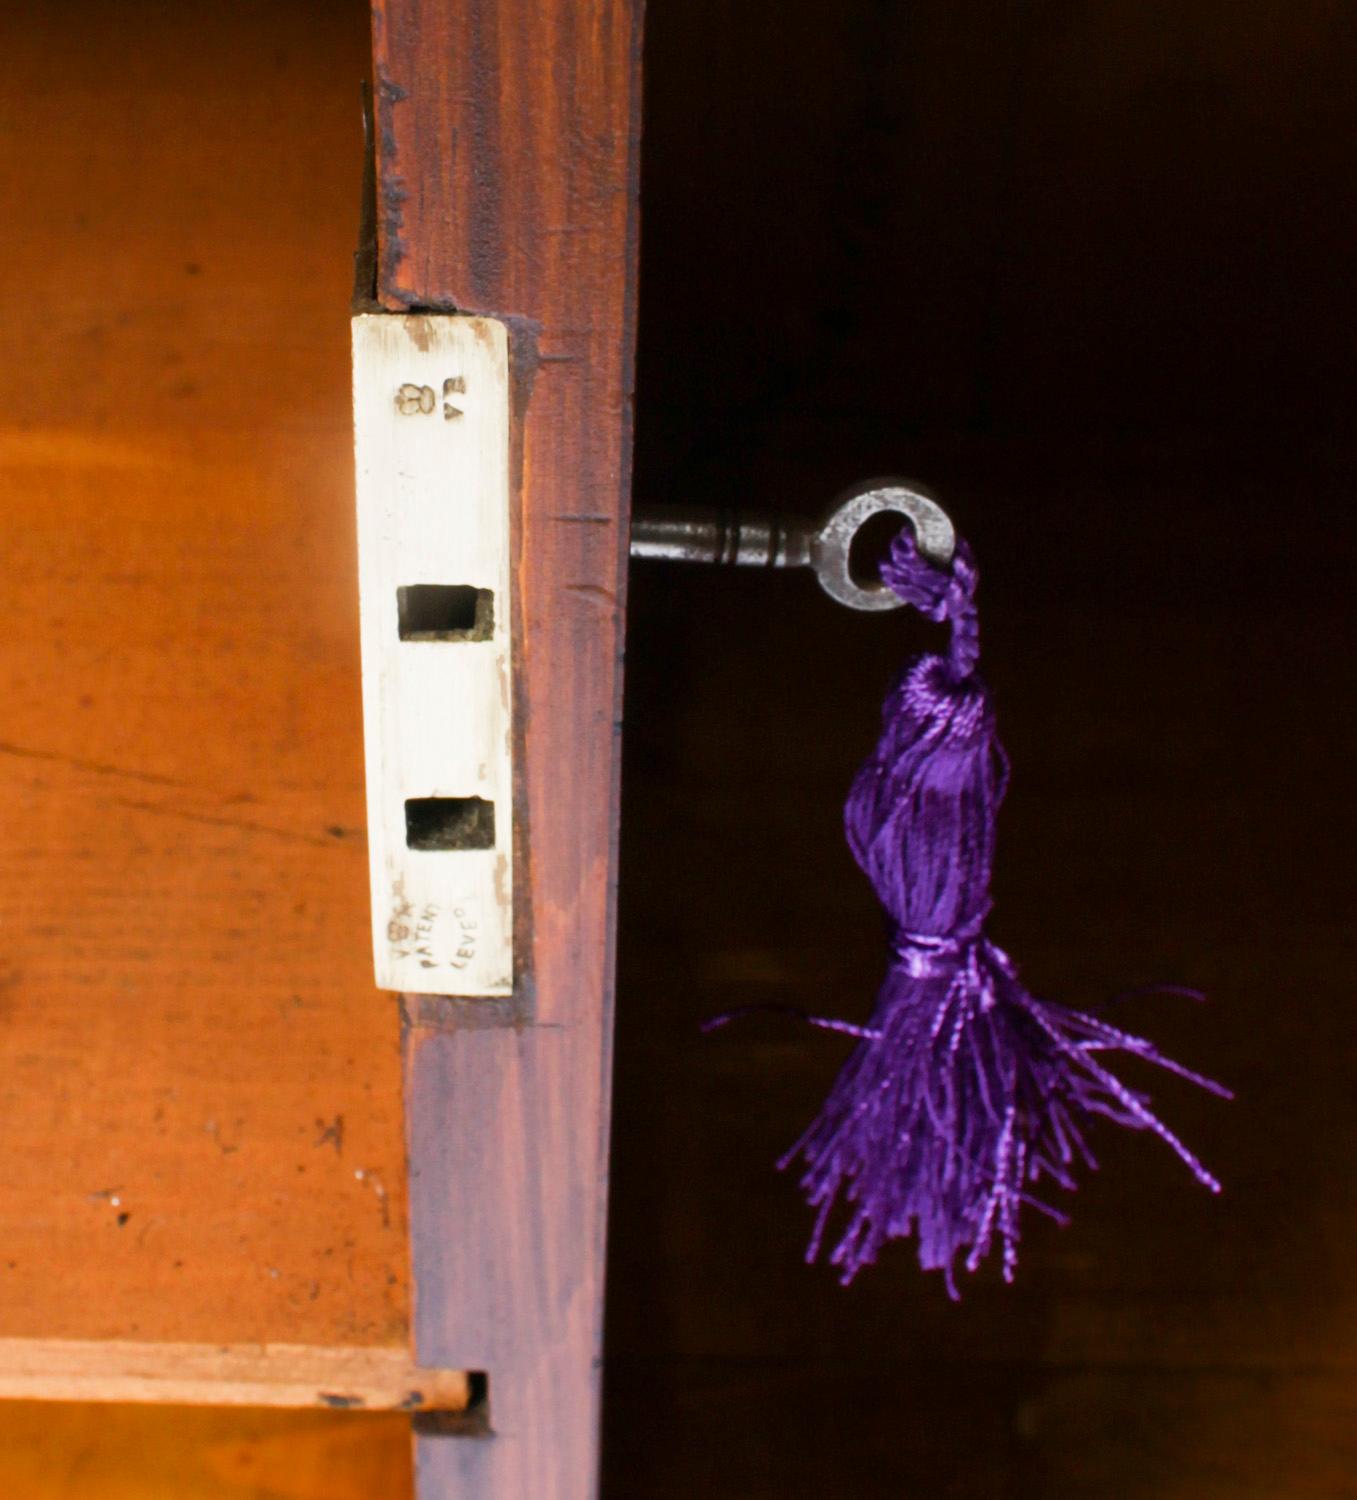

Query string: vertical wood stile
368 0 643 1494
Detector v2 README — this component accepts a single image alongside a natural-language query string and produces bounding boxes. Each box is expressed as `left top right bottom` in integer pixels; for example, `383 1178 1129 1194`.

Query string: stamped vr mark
396 382 436 415
394 376 467 418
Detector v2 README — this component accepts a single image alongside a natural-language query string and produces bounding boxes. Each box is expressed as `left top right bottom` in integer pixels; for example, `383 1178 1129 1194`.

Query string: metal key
629 478 955 612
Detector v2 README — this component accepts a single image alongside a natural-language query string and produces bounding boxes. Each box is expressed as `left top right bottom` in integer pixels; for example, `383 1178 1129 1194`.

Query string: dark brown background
607 2 1355 1496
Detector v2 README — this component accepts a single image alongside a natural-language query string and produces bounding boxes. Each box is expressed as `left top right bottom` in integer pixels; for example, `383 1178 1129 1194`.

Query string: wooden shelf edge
0 1339 469 1413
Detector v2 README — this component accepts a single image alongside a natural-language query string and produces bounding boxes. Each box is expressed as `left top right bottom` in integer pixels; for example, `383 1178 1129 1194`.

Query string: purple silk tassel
781 527 1228 1295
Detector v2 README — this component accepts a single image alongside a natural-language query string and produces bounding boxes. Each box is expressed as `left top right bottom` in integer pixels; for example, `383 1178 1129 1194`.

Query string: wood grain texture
371 0 643 1494
0 1340 467 1413
0 0 407 1349
0 1401 412 1500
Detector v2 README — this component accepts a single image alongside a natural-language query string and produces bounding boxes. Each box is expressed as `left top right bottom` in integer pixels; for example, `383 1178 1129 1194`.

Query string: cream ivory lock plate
351 314 513 996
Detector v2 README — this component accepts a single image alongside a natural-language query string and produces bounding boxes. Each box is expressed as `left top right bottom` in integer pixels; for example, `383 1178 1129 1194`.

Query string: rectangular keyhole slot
405 797 496 851
397 585 494 642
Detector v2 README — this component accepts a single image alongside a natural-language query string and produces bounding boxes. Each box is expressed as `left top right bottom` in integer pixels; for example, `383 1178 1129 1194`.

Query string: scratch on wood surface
353 1169 392 1230
107 798 345 849
0 740 193 790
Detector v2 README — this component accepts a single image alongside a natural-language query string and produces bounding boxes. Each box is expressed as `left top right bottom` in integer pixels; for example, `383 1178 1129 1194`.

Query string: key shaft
629 479 955 613
628 507 814 569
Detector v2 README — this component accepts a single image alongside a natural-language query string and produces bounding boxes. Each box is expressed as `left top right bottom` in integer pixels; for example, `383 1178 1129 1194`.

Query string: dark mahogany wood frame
369 1 644 1495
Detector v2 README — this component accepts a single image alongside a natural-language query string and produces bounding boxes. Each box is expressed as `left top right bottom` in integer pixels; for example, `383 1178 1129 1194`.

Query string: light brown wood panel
0 1402 410 1500
0 0 408 1347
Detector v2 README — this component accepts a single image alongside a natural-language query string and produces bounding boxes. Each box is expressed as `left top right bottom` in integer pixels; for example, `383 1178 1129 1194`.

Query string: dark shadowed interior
607 3 1355 1495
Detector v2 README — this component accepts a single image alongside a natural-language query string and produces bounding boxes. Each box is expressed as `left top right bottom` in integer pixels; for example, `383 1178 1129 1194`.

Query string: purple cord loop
780 521 1228 1294
881 529 981 681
